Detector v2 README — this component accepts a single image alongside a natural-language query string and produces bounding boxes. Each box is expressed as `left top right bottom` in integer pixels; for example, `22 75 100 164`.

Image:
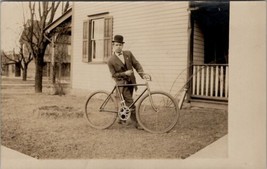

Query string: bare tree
19 43 34 81
1 50 22 77
1 45 33 81
21 2 69 93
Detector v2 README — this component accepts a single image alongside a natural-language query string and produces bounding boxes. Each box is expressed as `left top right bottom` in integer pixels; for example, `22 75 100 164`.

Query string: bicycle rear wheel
85 90 117 129
136 91 179 134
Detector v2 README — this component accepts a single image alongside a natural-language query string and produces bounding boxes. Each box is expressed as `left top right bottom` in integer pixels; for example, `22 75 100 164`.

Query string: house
70 1 229 107
44 8 72 83
1 51 20 77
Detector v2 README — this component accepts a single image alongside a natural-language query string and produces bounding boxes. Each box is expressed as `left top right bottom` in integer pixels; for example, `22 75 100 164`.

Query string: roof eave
44 8 72 34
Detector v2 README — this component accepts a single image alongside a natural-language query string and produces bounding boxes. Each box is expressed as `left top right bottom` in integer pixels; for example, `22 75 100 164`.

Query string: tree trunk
15 62 21 77
35 56 44 93
22 64 28 81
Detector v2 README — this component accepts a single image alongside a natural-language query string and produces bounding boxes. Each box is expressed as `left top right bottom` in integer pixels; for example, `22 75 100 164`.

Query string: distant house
69 2 229 107
1 51 20 77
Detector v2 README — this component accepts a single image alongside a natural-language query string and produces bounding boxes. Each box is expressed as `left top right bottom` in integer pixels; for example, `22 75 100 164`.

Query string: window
82 14 113 63
22 43 30 56
67 44 71 56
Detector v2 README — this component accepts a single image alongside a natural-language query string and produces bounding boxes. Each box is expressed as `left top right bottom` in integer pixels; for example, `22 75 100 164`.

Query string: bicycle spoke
137 91 179 133
85 91 117 129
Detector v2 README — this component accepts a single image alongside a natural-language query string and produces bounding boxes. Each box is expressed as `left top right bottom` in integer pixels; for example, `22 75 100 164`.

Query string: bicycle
84 74 179 134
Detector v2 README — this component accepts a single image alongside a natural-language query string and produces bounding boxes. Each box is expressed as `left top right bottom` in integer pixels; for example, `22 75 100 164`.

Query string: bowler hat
112 35 125 44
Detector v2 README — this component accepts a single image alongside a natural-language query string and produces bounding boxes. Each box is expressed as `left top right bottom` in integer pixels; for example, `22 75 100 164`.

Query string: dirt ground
1 78 228 159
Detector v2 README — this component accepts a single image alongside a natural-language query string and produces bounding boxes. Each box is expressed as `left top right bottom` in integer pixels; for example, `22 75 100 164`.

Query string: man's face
113 42 123 53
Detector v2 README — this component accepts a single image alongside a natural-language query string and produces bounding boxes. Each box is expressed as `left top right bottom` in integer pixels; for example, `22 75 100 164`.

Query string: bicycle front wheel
136 91 179 134
85 90 118 129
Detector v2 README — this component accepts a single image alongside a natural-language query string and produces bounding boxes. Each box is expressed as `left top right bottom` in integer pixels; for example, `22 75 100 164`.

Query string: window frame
82 13 113 64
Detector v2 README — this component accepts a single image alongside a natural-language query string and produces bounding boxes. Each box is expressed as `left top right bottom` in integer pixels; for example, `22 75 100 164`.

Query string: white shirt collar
115 51 125 64
115 51 123 56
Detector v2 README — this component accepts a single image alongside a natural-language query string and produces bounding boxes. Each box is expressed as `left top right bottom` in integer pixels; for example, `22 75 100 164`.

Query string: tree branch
63 1 69 13
38 2 42 19
28 2 36 58
2 51 19 63
55 1 61 12
28 53 34 63
48 2 60 24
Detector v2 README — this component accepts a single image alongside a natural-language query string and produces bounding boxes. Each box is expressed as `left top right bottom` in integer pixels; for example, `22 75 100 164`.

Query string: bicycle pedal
117 120 126 125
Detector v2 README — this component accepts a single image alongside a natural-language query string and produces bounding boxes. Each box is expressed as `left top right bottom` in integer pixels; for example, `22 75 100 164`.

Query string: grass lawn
1 78 228 159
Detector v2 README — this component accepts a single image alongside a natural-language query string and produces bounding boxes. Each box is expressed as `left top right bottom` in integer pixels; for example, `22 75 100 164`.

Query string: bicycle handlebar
114 73 151 87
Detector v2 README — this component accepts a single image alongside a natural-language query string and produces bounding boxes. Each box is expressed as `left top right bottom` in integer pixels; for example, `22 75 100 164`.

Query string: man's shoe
124 119 143 130
135 124 144 130
125 120 132 126
131 120 143 130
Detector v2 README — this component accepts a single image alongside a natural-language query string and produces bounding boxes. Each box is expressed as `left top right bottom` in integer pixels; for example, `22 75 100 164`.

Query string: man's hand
143 74 151 80
124 70 133 76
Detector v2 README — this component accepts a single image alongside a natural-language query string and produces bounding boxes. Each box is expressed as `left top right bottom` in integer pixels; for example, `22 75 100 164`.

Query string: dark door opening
190 1 229 64
188 1 230 102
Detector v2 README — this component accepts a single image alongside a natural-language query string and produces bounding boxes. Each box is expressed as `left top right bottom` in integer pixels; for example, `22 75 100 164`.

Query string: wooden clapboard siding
72 3 115 91
193 21 204 65
71 2 189 95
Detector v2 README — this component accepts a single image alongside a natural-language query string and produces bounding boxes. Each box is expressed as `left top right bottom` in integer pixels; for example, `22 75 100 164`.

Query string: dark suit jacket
107 50 144 90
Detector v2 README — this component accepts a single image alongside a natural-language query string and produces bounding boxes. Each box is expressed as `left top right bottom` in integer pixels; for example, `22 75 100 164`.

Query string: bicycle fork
146 81 159 112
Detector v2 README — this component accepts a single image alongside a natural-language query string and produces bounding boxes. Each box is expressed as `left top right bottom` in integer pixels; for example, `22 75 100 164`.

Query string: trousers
116 80 137 122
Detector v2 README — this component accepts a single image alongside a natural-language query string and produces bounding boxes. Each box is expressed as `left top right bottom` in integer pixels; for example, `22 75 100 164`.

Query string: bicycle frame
99 80 157 113
115 83 148 109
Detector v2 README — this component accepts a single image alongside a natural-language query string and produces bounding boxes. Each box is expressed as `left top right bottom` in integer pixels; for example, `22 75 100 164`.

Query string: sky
1 2 64 52
1 2 28 52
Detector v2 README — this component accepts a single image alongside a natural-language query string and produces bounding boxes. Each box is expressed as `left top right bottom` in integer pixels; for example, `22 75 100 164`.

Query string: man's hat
112 35 125 44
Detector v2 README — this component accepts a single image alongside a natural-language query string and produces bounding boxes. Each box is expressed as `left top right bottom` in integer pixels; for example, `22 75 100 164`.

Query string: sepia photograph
0 1 266 169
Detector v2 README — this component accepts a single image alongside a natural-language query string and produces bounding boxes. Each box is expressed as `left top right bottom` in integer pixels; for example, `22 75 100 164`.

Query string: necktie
116 52 124 64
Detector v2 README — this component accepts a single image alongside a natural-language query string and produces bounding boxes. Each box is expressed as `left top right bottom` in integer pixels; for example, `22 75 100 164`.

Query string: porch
189 64 228 109
191 64 228 101
188 1 229 108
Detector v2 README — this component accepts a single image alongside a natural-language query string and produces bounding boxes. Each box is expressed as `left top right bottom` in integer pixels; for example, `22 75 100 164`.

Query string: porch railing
191 64 229 101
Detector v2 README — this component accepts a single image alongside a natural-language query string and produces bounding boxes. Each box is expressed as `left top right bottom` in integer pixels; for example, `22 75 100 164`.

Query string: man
107 35 149 129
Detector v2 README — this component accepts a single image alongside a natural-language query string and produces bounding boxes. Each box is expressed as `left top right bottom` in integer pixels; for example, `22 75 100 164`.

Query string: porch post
186 9 194 102
51 33 59 84
51 37 55 84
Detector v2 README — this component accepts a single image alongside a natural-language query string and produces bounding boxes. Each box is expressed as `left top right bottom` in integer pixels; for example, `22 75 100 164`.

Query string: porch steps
189 99 228 110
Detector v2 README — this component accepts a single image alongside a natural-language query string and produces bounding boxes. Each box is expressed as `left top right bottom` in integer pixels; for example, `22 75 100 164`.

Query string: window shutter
103 16 113 62
82 20 91 62
88 20 92 62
